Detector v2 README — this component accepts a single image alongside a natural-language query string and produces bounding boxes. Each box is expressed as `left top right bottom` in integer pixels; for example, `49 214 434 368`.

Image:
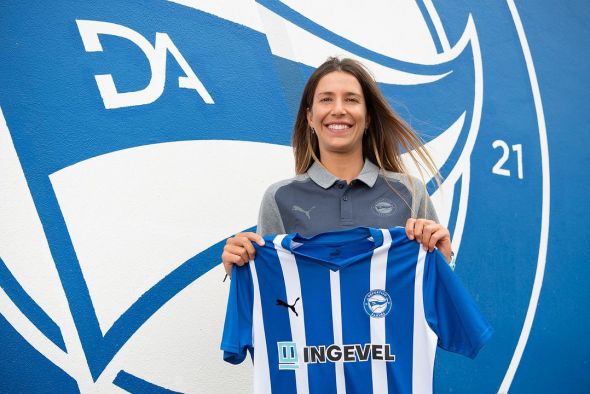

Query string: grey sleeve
385 171 438 223
256 186 286 236
392 173 439 223
415 184 439 223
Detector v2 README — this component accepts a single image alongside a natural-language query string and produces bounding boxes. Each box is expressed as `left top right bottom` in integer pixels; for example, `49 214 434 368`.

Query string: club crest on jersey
364 289 392 318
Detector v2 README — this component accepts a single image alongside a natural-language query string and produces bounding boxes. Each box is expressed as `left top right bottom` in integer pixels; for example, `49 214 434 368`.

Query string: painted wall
1 1 588 393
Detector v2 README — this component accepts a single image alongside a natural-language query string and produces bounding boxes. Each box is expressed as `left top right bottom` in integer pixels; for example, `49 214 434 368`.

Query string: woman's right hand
222 232 265 277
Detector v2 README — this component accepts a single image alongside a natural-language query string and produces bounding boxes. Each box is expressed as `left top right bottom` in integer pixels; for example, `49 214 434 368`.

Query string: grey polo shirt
257 159 438 237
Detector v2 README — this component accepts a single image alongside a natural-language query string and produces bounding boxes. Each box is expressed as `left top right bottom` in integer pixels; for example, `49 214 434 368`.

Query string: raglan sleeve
220 263 254 364
256 184 286 236
423 250 493 358
415 182 439 222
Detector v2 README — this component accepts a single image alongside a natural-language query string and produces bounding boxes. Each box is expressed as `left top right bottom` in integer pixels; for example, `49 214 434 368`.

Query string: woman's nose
331 98 346 115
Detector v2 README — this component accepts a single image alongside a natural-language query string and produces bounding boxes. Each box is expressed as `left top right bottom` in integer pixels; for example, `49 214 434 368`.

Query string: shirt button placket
340 182 353 225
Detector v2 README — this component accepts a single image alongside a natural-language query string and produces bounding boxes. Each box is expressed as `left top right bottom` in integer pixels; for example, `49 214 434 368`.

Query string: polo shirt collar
308 158 380 189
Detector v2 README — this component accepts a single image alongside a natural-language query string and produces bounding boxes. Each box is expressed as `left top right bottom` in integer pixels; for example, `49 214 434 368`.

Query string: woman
222 57 452 276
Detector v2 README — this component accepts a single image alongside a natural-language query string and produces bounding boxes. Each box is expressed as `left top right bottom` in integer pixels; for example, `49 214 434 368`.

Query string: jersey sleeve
423 250 493 358
220 264 255 364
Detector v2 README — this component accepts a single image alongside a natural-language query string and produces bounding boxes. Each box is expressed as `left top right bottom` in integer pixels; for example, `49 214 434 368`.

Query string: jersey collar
307 158 380 189
280 227 385 271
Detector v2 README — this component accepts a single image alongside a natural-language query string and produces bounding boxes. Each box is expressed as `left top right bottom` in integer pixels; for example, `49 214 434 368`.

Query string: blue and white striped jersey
221 227 492 394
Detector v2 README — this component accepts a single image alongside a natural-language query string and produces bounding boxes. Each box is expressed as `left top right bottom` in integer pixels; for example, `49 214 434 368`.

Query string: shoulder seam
265 174 310 194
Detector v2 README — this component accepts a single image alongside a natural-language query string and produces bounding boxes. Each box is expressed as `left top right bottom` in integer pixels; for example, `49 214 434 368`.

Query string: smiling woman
222 57 453 275
306 71 369 164
292 57 440 182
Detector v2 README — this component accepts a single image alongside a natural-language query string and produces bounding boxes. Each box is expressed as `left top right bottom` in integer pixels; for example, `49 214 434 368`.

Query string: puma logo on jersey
276 297 300 316
292 205 315 219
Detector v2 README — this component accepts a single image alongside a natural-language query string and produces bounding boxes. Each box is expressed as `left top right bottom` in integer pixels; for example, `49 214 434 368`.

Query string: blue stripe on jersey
385 230 420 394
339 255 373 394
296 256 337 394
255 243 297 394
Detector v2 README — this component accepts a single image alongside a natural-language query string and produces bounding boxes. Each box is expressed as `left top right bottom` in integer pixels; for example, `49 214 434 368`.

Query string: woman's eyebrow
316 91 362 96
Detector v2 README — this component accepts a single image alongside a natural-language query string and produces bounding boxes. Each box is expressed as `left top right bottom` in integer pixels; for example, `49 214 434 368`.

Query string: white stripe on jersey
412 248 437 394
250 260 271 394
274 235 309 394
330 270 346 394
370 229 393 393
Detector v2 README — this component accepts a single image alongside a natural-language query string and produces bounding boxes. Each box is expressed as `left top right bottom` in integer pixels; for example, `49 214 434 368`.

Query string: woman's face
306 71 370 158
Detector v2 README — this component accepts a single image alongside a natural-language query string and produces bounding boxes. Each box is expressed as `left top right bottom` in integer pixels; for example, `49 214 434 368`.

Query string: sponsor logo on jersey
364 289 392 318
278 341 396 370
278 342 300 370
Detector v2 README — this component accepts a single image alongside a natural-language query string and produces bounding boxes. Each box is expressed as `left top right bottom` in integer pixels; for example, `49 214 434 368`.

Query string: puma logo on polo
292 205 315 220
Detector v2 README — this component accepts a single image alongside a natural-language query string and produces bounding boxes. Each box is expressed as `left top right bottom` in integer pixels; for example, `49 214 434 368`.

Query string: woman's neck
319 151 364 184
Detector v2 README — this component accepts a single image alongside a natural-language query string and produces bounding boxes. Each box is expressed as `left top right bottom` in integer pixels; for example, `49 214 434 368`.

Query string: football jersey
221 227 492 394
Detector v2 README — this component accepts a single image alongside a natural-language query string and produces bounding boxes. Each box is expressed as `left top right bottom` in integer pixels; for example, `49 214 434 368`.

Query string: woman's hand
405 218 452 262
222 232 265 277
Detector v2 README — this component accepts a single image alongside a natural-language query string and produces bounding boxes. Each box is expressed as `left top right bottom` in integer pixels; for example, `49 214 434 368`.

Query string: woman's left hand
405 218 452 262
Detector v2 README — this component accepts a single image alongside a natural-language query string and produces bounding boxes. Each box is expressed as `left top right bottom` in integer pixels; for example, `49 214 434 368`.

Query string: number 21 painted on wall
492 140 524 179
